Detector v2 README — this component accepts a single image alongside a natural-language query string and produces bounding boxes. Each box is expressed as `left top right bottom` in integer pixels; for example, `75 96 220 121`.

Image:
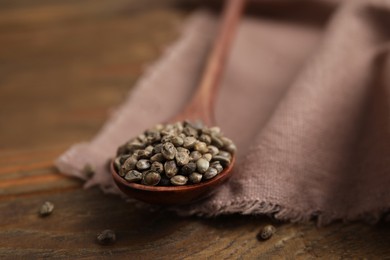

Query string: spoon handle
173 0 246 125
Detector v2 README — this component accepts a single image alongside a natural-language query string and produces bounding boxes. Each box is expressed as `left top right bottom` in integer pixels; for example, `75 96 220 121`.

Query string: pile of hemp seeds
114 121 236 186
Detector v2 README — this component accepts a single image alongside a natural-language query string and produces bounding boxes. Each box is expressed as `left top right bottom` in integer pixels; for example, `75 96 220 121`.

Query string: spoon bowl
111 155 235 205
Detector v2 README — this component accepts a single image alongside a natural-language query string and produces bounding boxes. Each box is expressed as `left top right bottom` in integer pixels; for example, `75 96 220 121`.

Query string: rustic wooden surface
0 0 389 259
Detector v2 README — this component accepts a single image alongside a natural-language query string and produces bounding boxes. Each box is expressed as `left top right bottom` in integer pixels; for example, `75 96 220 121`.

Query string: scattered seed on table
39 201 54 217
257 225 276 241
97 229 116 245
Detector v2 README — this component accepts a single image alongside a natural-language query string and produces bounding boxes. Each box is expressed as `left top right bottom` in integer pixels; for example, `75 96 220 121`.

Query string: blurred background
0 0 201 150
0 0 335 150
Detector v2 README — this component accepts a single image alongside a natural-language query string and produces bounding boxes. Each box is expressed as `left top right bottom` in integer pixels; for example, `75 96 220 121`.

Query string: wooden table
1 0 389 258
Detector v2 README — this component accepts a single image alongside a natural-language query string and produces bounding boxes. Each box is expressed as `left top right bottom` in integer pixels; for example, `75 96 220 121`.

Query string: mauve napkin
56 0 390 224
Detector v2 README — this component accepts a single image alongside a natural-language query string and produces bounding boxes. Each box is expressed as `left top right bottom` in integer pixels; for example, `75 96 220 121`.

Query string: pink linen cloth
56 0 390 224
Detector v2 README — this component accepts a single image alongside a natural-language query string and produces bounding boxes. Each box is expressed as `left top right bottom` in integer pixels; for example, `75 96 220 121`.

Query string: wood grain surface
0 0 389 259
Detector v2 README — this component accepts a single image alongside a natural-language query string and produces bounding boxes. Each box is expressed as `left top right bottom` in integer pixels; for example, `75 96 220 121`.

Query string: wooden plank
0 0 389 258
0 0 187 149
0 188 389 259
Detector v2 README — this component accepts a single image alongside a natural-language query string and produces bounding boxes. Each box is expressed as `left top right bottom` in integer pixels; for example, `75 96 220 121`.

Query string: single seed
164 160 178 178
194 141 208 153
150 153 164 162
176 151 190 166
201 127 211 135
225 143 237 154
119 154 131 164
136 149 152 159
218 151 232 159
145 145 154 153
153 143 163 154
124 170 143 182
257 225 276 241
220 136 236 154
171 136 184 147
202 153 212 162
136 159 151 170
121 155 138 174
161 135 172 143
189 151 202 161
143 171 161 186
210 126 221 134
180 162 196 176
97 229 116 245
204 167 218 180
158 176 171 186
160 129 173 136
126 141 145 152
196 158 209 174
211 135 224 148
154 124 164 131
170 175 188 186
211 155 231 166
211 161 223 173
161 142 176 160
132 149 141 158
207 145 219 156
199 134 211 145
183 126 198 137
189 172 202 183
221 136 233 146
177 147 190 155
151 161 164 173
183 136 196 149
39 201 54 217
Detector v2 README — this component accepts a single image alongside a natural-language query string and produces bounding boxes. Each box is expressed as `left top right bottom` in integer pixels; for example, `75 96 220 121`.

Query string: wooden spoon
111 0 246 205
